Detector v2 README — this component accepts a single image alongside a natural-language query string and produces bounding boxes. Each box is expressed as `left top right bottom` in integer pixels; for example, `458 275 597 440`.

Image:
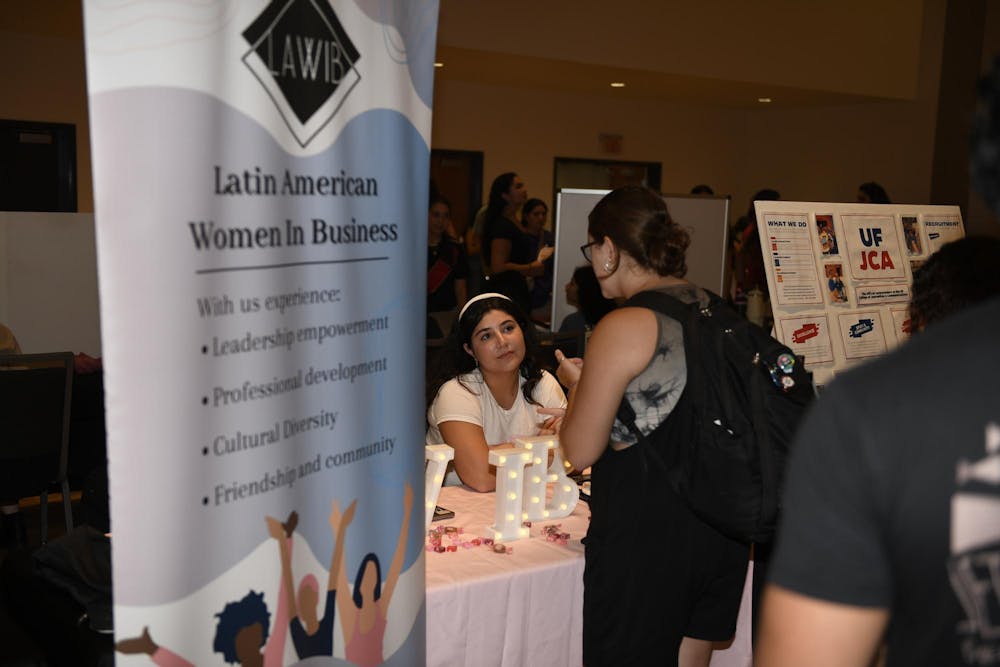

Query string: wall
431 0 946 224
438 0 925 100
4 0 995 236
0 15 92 212
430 78 744 211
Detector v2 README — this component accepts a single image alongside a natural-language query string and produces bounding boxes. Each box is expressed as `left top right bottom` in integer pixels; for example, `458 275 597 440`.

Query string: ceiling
433 0 926 110
432 45 894 110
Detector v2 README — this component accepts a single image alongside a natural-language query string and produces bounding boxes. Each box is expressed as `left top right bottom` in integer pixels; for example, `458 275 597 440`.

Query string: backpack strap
749 352 776 528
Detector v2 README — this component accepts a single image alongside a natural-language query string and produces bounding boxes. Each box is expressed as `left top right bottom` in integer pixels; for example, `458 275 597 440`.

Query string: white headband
458 292 511 320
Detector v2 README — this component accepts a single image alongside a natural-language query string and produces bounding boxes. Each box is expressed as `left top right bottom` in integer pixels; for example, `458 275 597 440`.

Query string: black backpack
616 289 814 544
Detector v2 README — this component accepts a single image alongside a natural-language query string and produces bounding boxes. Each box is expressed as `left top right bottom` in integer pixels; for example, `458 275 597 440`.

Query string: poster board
552 189 730 329
755 201 964 385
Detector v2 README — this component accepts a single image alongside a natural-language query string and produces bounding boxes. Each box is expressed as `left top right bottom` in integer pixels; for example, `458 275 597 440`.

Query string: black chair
0 352 75 543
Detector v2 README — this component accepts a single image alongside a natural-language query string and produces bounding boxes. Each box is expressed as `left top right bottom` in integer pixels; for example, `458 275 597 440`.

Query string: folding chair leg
61 479 74 532
40 492 49 545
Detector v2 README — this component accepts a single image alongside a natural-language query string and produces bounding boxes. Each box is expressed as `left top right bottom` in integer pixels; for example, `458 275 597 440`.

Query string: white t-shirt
426 370 567 485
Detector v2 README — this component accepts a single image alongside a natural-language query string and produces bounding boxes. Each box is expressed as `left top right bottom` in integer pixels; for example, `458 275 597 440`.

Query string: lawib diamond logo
242 0 361 147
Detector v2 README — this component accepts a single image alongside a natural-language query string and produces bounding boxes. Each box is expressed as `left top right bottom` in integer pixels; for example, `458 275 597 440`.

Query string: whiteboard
551 189 730 329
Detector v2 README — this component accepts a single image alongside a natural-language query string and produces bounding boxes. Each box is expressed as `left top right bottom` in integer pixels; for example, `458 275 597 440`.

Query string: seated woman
426 293 566 491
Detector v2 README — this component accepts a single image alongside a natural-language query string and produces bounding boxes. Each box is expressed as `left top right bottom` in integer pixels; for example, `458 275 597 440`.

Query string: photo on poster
924 214 964 253
762 212 823 305
901 215 922 256
823 263 848 305
890 305 912 345
910 259 925 273
778 314 834 365
837 310 889 360
816 214 839 255
841 213 906 280
856 283 910 306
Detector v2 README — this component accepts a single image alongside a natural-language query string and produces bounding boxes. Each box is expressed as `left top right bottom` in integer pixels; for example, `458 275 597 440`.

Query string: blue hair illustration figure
352 553 383 608
213 590 270 664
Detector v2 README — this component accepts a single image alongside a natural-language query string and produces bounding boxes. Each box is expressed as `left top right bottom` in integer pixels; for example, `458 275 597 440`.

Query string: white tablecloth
425 486 754 667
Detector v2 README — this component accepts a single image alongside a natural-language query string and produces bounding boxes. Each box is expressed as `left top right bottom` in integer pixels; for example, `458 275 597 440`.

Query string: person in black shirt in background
426 193 467 338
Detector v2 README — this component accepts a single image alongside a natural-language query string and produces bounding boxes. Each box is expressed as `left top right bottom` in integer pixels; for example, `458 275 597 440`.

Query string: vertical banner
84 2 437 665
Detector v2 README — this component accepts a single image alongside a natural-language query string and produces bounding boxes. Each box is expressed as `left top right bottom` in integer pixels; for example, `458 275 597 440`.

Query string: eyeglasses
580 240 600 262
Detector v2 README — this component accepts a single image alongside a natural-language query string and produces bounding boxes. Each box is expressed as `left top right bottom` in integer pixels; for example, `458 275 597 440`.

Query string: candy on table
541 523 571 545
424 527 517 554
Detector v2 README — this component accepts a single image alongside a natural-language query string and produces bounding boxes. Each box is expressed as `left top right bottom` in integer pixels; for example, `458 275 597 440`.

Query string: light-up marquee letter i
488 447 532 541
424 444 454 528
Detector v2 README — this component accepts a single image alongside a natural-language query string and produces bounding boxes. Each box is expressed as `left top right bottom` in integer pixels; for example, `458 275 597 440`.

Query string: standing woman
427 193 468 335
426 293 566 491
481 173 552 314
555 187 749 667
519 198 556 315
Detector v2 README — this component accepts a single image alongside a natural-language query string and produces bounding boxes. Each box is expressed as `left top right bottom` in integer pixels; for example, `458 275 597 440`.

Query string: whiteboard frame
551 189 730 330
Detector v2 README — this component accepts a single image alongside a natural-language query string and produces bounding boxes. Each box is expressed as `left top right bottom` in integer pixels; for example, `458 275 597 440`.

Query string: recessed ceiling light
758 97 772 103
610 82 626 88
434 62 444 68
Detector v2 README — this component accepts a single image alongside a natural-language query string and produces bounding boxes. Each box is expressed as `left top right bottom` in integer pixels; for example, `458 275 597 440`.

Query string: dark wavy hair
485 172 517 226
212 591 270 664
352 553 383 608
482 172 518 267
427 295 543 408
587 186 690 277
908 235 1000 331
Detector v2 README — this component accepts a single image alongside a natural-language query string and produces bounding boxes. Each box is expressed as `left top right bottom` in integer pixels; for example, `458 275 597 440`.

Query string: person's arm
379 483 414 613
116 627 195 667
438 420 516 491
335 501 357 644
534 371 568 435
327 499 356 592
465 227 481 257
266 514 297 621
263 513 296 667
489 237 548 277
556 307 659 470
756 585 888 667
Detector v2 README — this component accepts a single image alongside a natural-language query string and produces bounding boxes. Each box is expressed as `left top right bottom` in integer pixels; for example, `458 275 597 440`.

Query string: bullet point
201 345 208 354
202 397 208 405
202 446 209 456
202 497 209 506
